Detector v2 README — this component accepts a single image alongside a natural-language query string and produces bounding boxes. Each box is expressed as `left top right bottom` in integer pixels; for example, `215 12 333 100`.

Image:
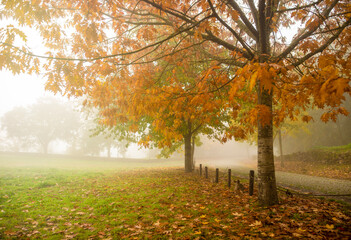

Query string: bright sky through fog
0 19 58 116
0 71 58 116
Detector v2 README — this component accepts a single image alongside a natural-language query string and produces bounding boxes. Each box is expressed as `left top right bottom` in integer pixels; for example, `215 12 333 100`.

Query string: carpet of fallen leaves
1 168 350 239
275 160 351 180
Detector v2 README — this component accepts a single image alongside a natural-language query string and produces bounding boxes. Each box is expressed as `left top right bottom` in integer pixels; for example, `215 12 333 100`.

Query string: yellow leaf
249 221 262 227
249 71 258 91
326 224 334 230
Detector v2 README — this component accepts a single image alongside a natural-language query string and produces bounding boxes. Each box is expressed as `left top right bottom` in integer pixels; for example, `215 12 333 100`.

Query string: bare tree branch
246 0 259 28
291 17 351 67
207 0 254 59
276 0 323 13
277 0 339 60
227 0 259 39
203 30 252 59
141 0 194 24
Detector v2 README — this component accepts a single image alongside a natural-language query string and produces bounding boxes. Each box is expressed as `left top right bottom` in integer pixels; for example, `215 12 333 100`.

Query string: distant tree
1 97 80 154
115 139 129 158
1 106 35 152
71 117 130 158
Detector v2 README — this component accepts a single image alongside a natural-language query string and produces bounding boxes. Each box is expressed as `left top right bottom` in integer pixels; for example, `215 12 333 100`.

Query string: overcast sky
0 71 60 116
0 19 60 116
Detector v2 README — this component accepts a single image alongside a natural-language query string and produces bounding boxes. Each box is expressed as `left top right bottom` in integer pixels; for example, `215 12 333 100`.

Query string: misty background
1 72 350 166
1 16 349 168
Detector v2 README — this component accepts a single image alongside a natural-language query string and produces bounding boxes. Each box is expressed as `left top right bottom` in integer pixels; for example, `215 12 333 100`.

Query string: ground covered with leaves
1 161 350 240
275 160 351 180
275 149 351 180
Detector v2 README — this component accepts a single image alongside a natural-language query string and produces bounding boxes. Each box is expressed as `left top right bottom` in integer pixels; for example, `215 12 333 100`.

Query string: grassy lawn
0 153 350 239
315 143 351 153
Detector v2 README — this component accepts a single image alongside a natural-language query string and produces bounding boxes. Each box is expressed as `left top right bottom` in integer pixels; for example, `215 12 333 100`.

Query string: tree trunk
191 136 195 170
42 141 49 154
256 0 278 206
278 129 284 168
107 146 111 158
184 134 193 172
257 89 279 206
335 120 345 145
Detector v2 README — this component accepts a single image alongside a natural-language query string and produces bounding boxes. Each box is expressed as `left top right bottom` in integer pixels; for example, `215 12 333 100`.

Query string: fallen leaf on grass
232 212 243 217
249 221 262 227
326 224 334 230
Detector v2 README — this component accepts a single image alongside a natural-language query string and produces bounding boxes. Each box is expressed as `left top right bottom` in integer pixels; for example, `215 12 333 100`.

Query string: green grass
0 152 350 239
314 143 351 152
0 153 186 239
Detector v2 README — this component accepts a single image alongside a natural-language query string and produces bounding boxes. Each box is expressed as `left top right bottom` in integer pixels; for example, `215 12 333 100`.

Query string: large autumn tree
88 49 232 172
1 0 351 205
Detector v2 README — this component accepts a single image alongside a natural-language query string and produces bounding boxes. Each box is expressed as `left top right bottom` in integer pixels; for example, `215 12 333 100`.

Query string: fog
0 75 257 164
3 60 348 169
2 70 349 170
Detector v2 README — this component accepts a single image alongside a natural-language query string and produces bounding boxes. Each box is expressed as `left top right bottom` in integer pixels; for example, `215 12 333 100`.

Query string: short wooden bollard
215 168 219 183
228 169 231 188
205 166 208 179
199 164 202 176
249 170 254 196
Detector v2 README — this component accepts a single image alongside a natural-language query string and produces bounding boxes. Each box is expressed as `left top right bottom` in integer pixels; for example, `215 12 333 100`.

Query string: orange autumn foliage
2 0 351 205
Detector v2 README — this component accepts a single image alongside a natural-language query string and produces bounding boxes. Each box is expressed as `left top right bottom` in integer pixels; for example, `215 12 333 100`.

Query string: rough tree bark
184 133 193 172
191 136 195 171
257 89 279 206
256 0 279 206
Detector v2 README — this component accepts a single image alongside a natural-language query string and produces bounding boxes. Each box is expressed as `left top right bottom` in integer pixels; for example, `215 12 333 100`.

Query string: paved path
198 159 351 204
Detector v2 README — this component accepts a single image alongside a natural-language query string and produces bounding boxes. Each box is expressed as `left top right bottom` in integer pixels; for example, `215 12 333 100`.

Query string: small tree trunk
335 120 345 145
191 136 195 170
184 134 193 172
42 141 49 154
278 129 284 168
257 89 279 206
107 146 111 158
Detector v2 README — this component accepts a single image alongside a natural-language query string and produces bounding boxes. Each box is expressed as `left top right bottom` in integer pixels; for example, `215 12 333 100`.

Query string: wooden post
249 170 254 196
205 166 208 179
228 169 231 188
215 168 219 183
200 164 202 176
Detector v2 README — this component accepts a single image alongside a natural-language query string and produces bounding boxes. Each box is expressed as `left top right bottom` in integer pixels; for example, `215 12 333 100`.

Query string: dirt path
198 159 351 204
